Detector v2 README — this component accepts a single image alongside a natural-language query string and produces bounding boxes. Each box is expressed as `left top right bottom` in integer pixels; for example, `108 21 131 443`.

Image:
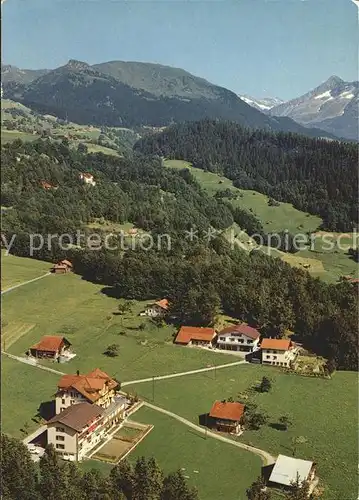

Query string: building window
230 337 235 342
56 435 65 441
219 337 225 341
266 355 270 359
56 427 65 432
56 444 65 450
246 339 252 344
62 399 65 404
272 350 277 354
273 356 277 360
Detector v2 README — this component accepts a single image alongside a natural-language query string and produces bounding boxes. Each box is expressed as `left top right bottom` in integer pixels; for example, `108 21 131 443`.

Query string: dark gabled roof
219 324 260 340
47 403 104 432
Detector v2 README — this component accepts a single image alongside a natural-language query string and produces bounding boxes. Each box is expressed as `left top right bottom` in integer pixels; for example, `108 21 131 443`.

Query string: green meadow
126 365 358 500
164 159 357 282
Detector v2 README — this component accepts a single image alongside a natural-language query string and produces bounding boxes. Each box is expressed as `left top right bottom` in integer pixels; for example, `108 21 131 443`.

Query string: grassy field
1 355 59 438
164 160 357 282
3 263 235 382
126 365 358 500
1 251 50 291
130 406 261 500
164 160 321 234
1 129 39 143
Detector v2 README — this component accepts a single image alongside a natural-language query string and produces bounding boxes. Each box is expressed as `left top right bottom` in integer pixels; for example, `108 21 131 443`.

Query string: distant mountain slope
270 76 358 140
239 95 284 112
1 60 338 138
1 64 50 84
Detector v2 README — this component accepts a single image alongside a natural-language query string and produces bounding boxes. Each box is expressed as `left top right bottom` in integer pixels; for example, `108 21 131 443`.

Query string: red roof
30 335 68 353
155 299 169 310
261 338 292 351
57 369 118 403
59 259 73 268
219 324 260 340
175 326 216 345
209 401 245 422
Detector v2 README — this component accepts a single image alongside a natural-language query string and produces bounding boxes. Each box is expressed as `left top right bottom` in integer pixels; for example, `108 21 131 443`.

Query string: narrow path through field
2 351 65 375
1 272 51 295
142 401 275 465
122 359 247 386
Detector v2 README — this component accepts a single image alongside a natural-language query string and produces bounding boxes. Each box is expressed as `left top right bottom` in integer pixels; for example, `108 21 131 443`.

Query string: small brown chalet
29 335 71 360
209 400 245 435
51 260 73 274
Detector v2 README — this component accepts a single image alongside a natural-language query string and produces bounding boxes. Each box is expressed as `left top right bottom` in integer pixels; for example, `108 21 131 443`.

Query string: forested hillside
134 120 358 232
1 139 357 370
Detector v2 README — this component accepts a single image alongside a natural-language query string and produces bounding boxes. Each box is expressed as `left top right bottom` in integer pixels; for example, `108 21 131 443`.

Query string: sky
2 0 358 100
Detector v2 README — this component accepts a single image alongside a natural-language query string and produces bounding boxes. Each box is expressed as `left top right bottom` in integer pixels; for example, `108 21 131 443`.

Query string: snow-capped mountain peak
269 76 358 141
239 94 284 112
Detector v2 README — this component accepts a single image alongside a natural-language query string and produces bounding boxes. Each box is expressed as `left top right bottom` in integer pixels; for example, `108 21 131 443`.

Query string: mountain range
1 60 340 140
240 76 358 141
268 76 358 141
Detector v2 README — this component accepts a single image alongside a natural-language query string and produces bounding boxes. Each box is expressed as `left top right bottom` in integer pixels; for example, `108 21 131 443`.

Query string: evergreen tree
147 457 164 499
0 433 38 500
80 469 103 499
110 459 135 499
285 475 312 500
246 476 271 500
38 444 68 500
132 457 152 500
259 376 272 393
161 470 199 500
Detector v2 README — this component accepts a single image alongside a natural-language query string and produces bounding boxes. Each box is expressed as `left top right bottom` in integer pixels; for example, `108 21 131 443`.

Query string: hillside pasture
1 129 39 143
3 264 235 382
130 406 261 500
1 355 59 438
1 251 50 291
126 365 357 500
163 159 357 282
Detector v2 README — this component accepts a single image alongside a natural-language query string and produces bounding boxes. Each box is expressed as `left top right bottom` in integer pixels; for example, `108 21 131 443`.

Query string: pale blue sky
2 0 358 100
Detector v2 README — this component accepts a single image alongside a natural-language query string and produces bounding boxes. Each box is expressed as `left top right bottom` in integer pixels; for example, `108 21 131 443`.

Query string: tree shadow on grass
268 422 287 431
100 286 122 299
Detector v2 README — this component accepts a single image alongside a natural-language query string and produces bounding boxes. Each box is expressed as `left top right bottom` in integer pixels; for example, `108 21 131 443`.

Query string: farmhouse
141 299 169 318
261 338 299 367
55 368 120 414
175 326 217 347
29 335 72 360
51 260 73 274
268 454 317 493
208 400 245 435
47 398 127 462
217 324 260 353
79 172 96 186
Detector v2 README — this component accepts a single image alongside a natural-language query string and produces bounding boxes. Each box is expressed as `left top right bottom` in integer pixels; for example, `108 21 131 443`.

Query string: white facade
55 387 116 415
47 417 105 461
55 389 88 415
261 347 298 367
217 332 260 352
79 173 96 186
144 304 165 317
